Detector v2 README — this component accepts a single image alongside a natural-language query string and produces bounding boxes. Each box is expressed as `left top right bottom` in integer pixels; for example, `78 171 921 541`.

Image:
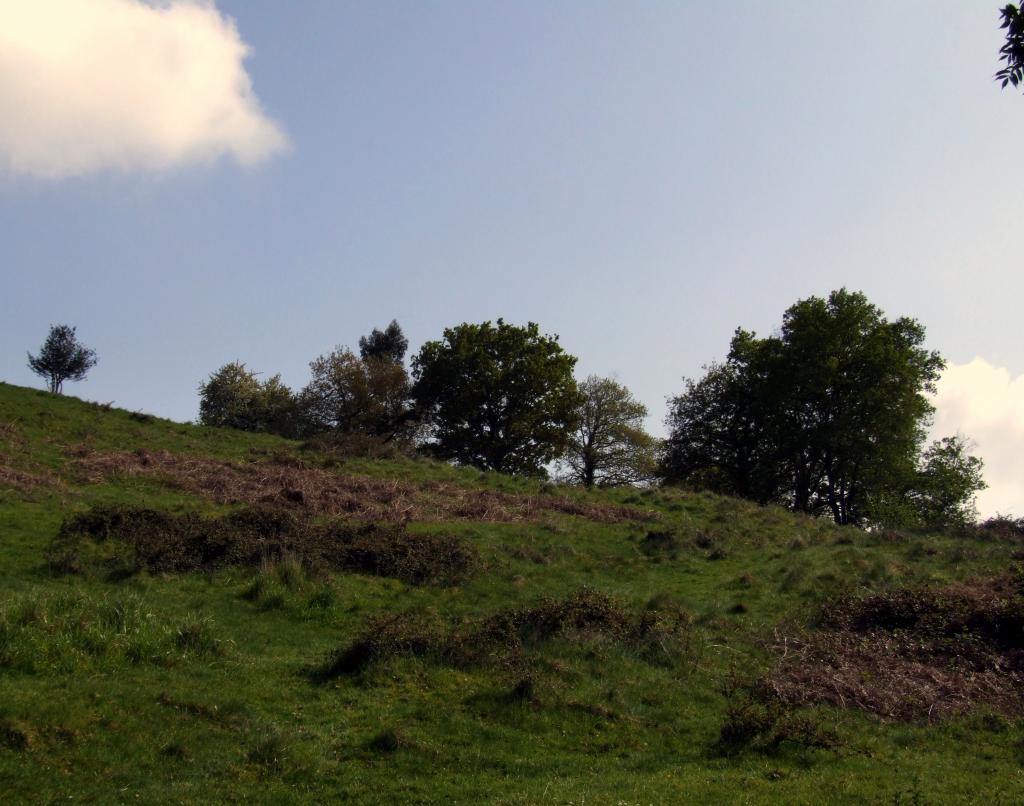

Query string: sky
1 0 1023 516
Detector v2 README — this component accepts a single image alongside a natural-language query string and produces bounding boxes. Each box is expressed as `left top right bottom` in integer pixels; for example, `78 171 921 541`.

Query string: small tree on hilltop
561 375 658 487
27 324 97 394
411 320 579 475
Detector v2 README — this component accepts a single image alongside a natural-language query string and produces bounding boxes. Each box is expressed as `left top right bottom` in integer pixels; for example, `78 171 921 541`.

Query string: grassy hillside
1 381 1022 804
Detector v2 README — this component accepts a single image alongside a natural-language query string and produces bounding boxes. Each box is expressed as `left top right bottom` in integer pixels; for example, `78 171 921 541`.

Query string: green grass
2 381 1023 803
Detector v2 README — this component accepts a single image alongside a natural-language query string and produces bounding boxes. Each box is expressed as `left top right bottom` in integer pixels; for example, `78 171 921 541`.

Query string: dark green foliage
26 325 97 395
197 362 302 438
412 320 579 475
662 290 962 527
51 505 478 585
358 320 409 363
997 4 1024 88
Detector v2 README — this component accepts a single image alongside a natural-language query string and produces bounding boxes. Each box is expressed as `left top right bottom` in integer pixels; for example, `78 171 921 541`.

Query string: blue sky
2 1 1023 514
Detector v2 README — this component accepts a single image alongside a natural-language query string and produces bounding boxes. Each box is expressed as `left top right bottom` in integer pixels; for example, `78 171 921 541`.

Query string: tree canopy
359 320 409 364
661 290 969 527
27 325 97 395
560 375 658 488
411 320 579 475
300 346 414 441
198 362 300 437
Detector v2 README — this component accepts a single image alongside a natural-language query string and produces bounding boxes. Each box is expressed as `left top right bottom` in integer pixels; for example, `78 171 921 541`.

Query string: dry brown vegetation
761 575 1024 720
68 448 651 523
0 457 60 495
0 421 65 495
50 505 478 586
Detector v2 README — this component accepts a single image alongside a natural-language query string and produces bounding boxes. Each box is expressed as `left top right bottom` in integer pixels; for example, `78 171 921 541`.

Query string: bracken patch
761 575 1024 720
68 448 651 524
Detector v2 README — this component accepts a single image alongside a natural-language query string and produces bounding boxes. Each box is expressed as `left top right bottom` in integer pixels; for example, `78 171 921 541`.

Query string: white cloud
0 0 287 178
931 357 1024 518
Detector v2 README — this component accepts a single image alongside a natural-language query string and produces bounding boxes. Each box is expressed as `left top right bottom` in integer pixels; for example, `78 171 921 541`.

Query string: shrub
51 505 478 586
314 589 692 680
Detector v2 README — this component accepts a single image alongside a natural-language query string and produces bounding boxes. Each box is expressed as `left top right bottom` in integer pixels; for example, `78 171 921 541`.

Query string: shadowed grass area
3 382 1024 803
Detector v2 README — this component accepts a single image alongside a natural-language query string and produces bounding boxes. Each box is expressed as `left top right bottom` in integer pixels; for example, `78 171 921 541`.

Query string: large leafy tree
411 320 579 475
27 324 97 394
561 375 658 488
663 290 955 526
662 357 787 505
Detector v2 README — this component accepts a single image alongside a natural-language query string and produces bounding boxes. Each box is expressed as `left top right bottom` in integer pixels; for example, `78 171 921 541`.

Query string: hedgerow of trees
190 298 986 528
198 321 417 449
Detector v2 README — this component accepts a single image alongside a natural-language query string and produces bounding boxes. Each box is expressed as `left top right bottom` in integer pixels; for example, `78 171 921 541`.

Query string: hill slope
0 381 1021 803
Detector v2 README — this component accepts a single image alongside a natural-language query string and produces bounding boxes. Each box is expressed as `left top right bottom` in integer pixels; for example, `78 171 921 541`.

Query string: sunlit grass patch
0 590 230 673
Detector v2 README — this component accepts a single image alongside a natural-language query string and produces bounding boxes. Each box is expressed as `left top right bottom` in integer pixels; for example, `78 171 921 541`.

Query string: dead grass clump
0 451 64 496
70 448 651 524
718 697 838 754
0 718 34 751
762 574 1024 720
640 530 681 560
365 727 417 754
303 431 412 461
51 505 478 586
315 589 692 680
818 576 1024 648
315 611 446 679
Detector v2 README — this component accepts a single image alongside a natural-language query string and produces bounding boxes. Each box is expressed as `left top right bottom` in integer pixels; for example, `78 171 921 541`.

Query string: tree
27 325 97 394
359 320 409 364
910 436 987 530
662 359 786 504
560 375 658 487
411 320 579 475
198 362 301 437
663 290 948 526
997 4 1024 88
300 347 414 441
